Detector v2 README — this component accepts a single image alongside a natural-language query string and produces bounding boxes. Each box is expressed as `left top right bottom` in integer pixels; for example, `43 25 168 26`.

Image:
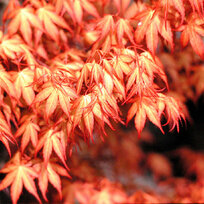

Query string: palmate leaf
35 128 68 169
71 94 95 139
76 62 103 94
12 68 35 106
34 161 70 201
0 111 16 156
159 0 185 23
109 51 133 81
0 33 25 60
76 58 126 98
51 0 76 21
0 94 20 128
106 71 126 98
38 162 61 201
128 97 164 137
89 15 115 52
0 132 13 157
72 0 99 24
96 15 115 40
15 115 39 153
52 61 82 82
127 93 185 137
33 80 77 119
163 94 185 132
134 8 174 54
0 32 36 66
126 51 168 100
0 64 16 98
36 4 72 43
92 84 121 123
77 61 111 94
179 14 204 59
52 0 99 24
133 104 146 138
6 6 43 45
116 18 135 45
70 84 122 140
0 152 41 204
90 15 135 52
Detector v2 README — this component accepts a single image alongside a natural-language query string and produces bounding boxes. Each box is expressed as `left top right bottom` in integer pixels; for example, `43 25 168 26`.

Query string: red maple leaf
12 68 35 106
36 4 72 43
15 114 39 153
33 78 77 119
6 6 43 45
33 160 70 201
0 111 16 156
0 152 41 204
35 128 68 169
179 14 204 59
134 8 174 54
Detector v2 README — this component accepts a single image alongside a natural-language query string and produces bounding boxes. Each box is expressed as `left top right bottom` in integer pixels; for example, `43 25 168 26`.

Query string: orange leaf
156 17 174 50
58 91 71 117
96 15 115 40
36 129 68 169
47 163 62 198
37 5 72 42
33 85 54 104
180 14 204 59
73 0 83 24
135 9 173 53
160 0 185 23
15 117 39 153
45 89 58 119
0 152 41 204
134 104 146 137
0 111 16 156
38 164 49 201
7 7 43 45
34 81 77 119
0 35 25 60
36 160 70 201
116 18 134 44
164 96 185 131
146 20 158 54
13 68 35 105
0 64 16 98
52 131 68 169
143 103 164 133
83 95 94 138
126 102 138 124
134 9 155 43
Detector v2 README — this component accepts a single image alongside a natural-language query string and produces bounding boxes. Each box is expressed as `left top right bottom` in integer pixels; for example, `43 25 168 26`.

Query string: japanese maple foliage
0 0 203 203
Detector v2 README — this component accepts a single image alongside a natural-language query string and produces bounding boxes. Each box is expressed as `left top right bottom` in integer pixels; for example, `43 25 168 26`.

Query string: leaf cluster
0 0 203 203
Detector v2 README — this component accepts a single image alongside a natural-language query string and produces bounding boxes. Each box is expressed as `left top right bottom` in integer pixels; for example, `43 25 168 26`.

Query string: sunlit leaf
0 152 41 204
